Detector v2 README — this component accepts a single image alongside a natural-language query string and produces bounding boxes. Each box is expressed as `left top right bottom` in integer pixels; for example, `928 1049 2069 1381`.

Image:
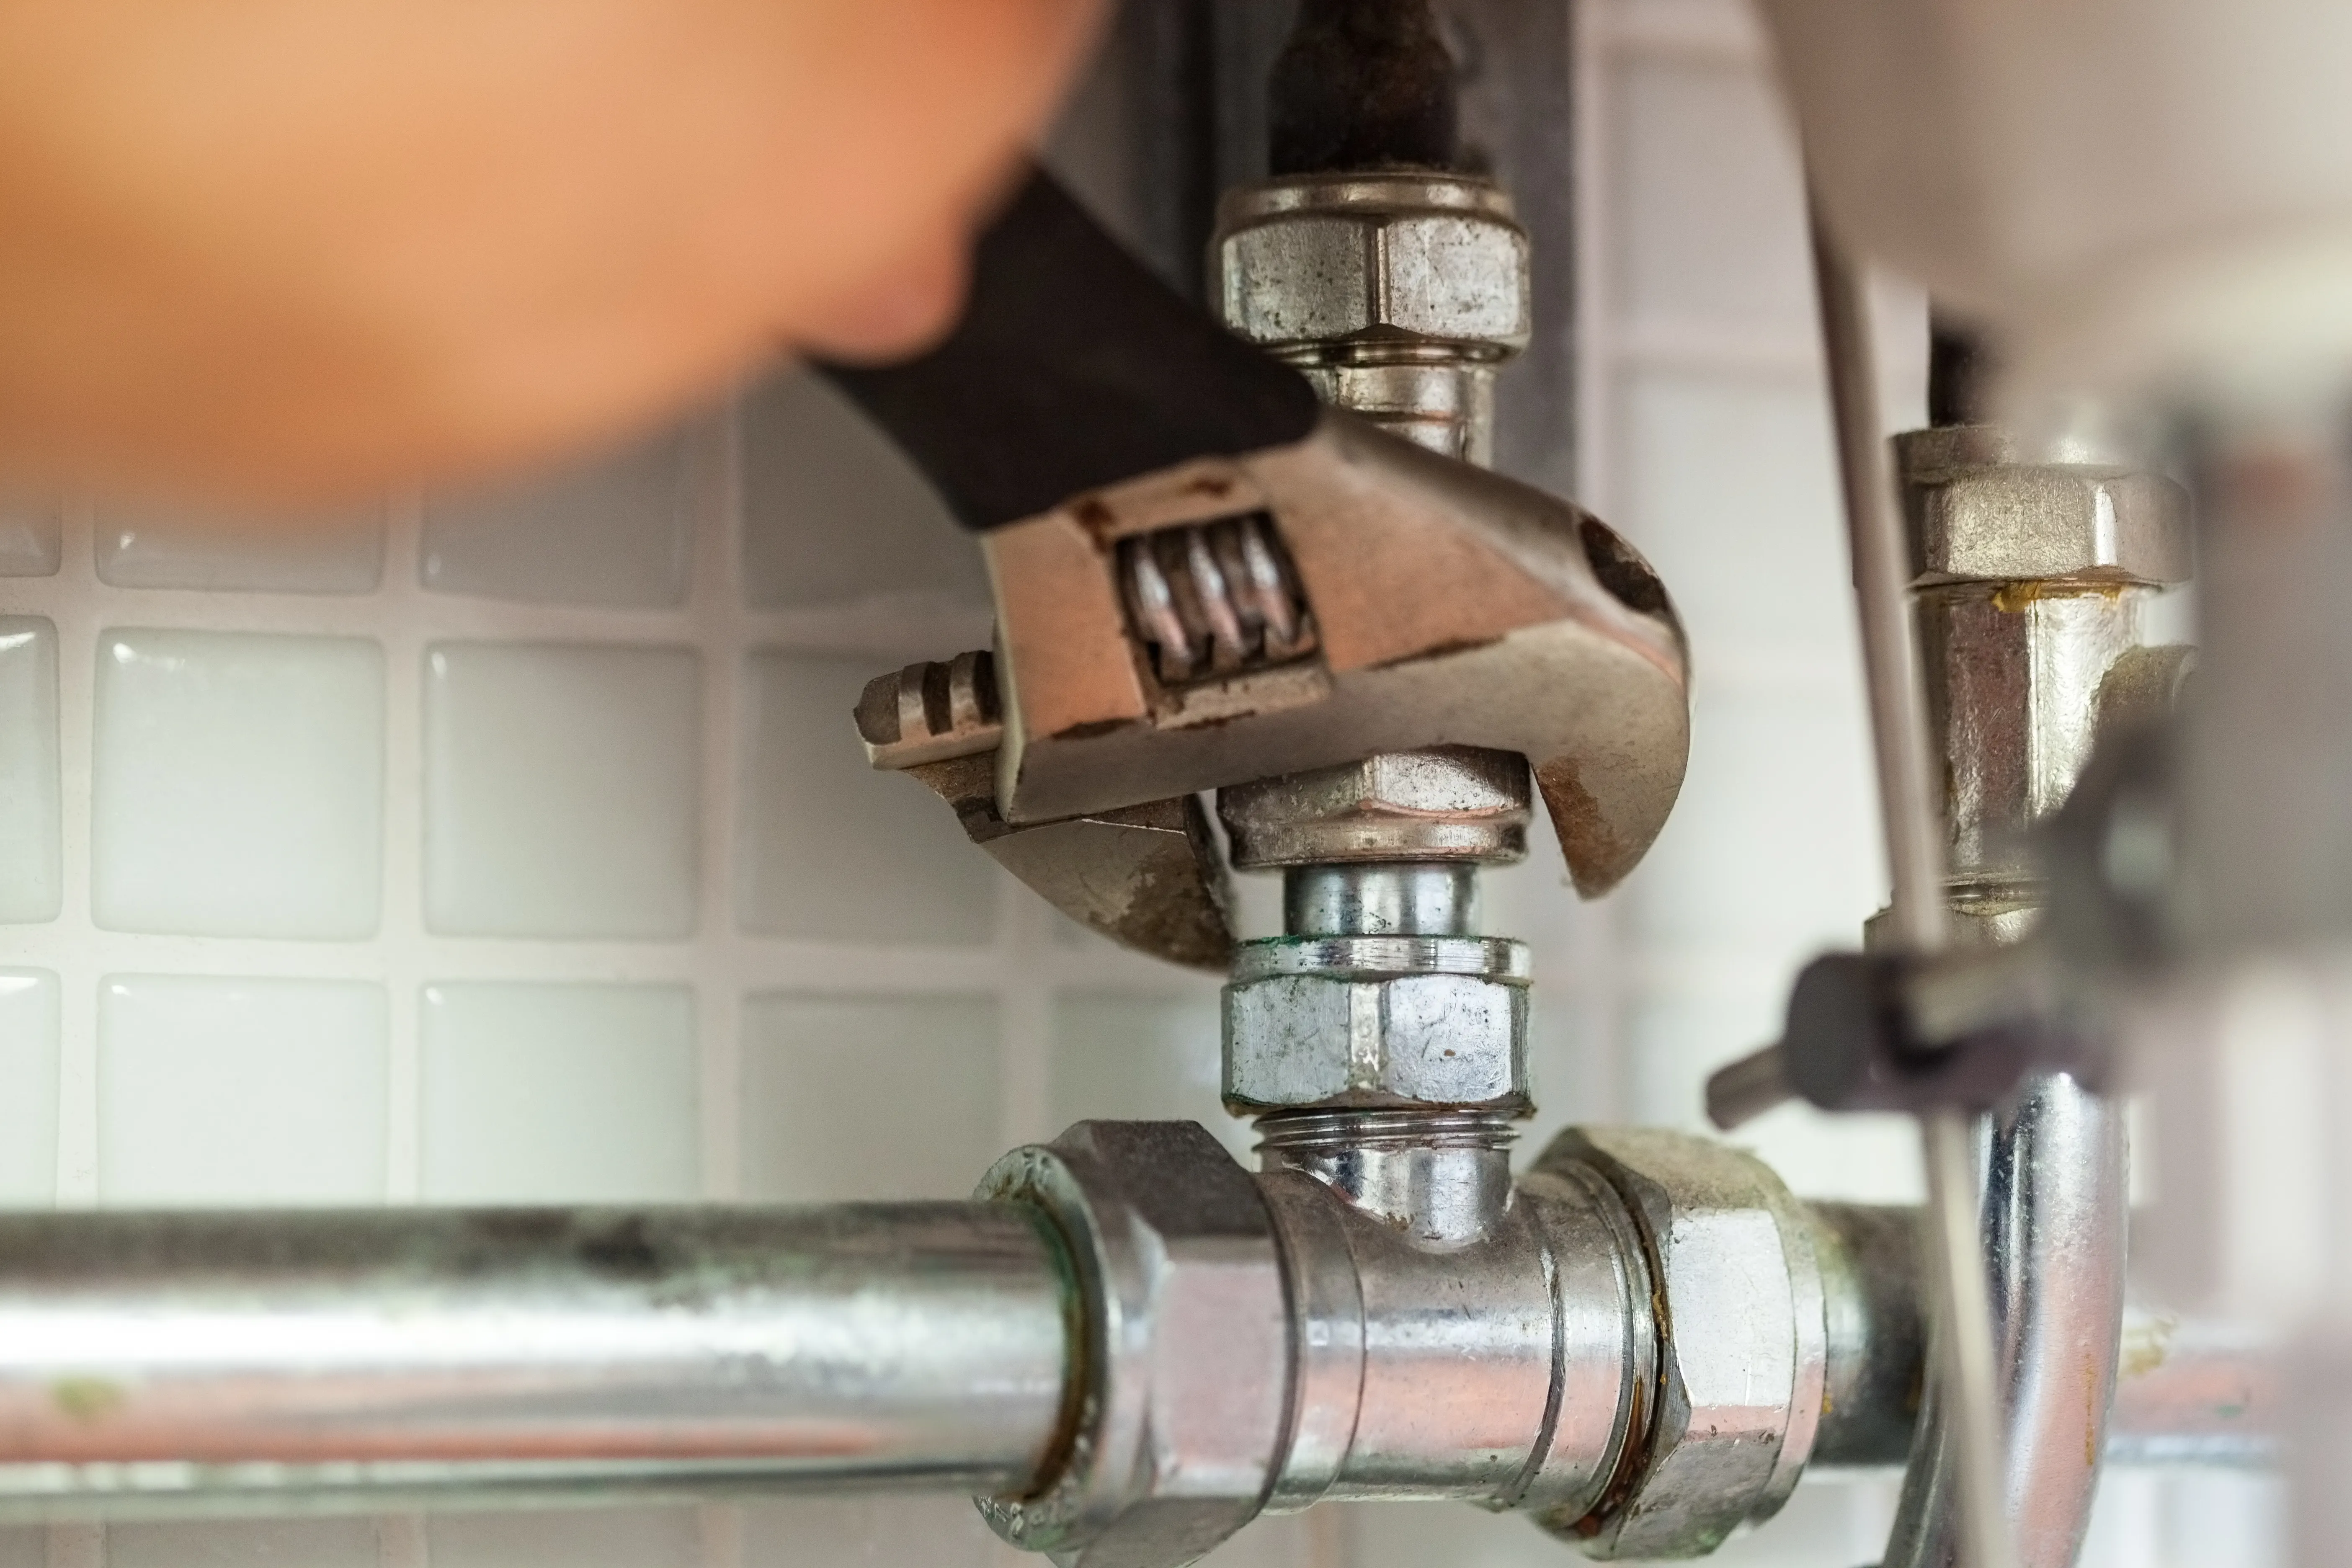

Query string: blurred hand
0 0 1104 502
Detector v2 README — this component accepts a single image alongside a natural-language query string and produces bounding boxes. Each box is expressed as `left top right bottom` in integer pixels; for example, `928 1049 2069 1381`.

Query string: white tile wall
97 975 387 1205
427 1510 700 1568
735 653 997 945
740 993 1001 1201
94 508 384 594
0 620 61 923
0 3 2282 1564
105 1519 379 1568
0 500 63 579
420 982 699 1203
422 641 701 939
93 629 384 939
0 970 59 1203
423 431 691 609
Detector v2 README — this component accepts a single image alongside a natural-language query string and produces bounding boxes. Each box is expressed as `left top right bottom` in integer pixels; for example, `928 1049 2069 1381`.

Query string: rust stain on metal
2084 1359 2101 1468
1071 497 1119 551
1988 579 2128 613
1536 758 1626 893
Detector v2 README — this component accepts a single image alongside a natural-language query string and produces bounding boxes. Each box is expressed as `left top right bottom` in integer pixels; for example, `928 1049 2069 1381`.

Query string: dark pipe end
1269 0 1462 176
1929 315 2000 428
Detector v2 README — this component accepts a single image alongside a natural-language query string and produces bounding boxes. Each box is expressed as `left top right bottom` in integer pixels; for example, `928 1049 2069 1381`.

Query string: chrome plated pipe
0 1204 1070 1519
1283 863 1480 938
1874 399 2176 1564
1885 1079 2129 1568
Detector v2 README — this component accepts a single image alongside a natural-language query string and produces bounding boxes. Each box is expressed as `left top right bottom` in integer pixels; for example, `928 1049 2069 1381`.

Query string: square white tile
428 1509 700 1568
0 970 58 1204
740 993 1000 1200
1621 684 1880 959
736 652 998 944
0 498 60 577
1619 978 1779 1134
740 368 990 611
423 427 695 609
741 1496 1003 1568
1612 57 1811 333
1049 991 1241 1161
93 629 384 938
0 619 60 923
420 982 699 1202
423 642 700 939
98 975 387 1205
107 1519 380 1568
1613 369 1854 665
95 506 384 593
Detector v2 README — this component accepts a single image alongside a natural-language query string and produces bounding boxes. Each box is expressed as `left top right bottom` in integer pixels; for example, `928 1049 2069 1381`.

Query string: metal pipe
1809 202 2015 1568
1283 863 1479 938
1886 1082 2129 1568
2108 1309 2276 1468
0 1204 1070 1519
1876 369 2170 1566
1808 1203 2272 1474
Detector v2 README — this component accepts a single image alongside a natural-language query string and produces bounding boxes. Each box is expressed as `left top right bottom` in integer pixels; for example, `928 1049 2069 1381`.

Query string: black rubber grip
816 168 1321 531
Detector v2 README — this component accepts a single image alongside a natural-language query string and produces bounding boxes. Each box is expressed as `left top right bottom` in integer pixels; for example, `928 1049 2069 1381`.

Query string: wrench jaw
856 409 1689 968
986 408 1690 892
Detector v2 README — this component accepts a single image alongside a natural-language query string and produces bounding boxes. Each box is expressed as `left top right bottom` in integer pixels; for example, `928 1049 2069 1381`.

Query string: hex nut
1894 427 2191 587
1216 175 1531 360
976 1121 1289 1568
1224 938 1532 1113
1218 746 1532 869
1532 1127 1827 1560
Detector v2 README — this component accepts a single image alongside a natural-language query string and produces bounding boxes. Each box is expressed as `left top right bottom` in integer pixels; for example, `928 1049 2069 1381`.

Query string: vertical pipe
1808 209 2016 1568
1878 338 2145 1566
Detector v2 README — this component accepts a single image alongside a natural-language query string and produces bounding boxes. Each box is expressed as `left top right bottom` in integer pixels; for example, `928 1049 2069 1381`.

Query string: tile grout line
998 871 1054 1153
382 492 426 1204
53 499 98 1210
699 399 747 1209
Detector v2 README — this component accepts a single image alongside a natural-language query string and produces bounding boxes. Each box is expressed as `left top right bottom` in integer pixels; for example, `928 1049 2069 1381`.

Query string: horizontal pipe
2107 1310 2276 1468
1807 1205 2275 1473
0 1204 1071 1519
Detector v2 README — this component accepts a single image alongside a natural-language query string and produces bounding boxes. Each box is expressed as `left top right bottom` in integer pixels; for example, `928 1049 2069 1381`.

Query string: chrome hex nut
1532 1127 1828 1560
975 1121 1291 1568
1215 175 1531 360
1222 936 1532 1114
1895 426 2191 587
1218 746 1532 869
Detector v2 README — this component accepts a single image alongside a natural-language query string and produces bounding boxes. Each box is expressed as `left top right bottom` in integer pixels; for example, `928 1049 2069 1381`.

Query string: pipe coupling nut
1894 426 2191 587
1532 1128 1829 1559
1215 174 1532 363
1223 936 1531 1113
976 1122 1289 1568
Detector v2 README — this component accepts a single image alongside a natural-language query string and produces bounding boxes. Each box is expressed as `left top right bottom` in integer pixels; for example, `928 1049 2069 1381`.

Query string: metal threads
1285 862 1477 937
1256 1109 1517 1243
1117 513 1315 687
1253 1106 1518 1157
1230 934 1529 984
856 649 1004 769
